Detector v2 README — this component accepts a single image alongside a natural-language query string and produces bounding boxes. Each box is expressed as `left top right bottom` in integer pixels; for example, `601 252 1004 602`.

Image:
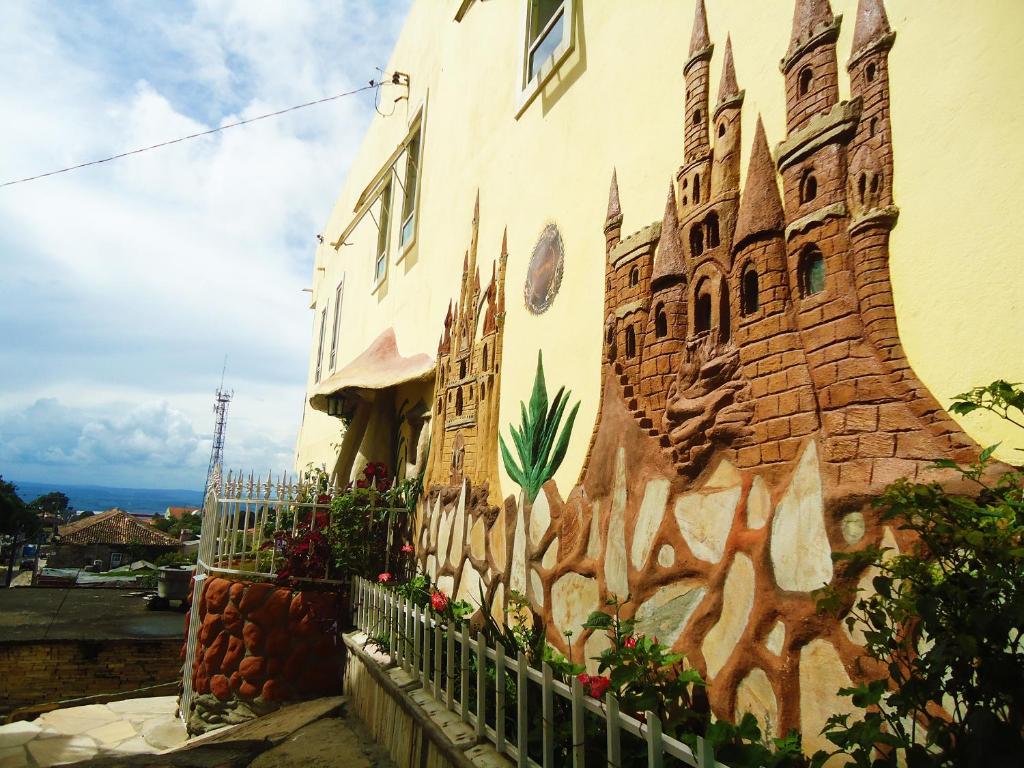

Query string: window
800 171 818 204
110 552 123 569
695 279 712 333
315 307 327 383
629 266 639 287
625 326 636 358
693 109 702 126
693 174 701 204
654 303 668 338
399 128 421 249
606 324 616 361
456 387 464 416
526 0 566 83
718 122 726 137
460 359 467 379
741 266 759 315
799 67 813 95
799 247 826 296
690 224 704 257
329 278 344 370
866 62 876 82
858 173 867 203
374 182 392 286
483 344 488 370
706 212 720 248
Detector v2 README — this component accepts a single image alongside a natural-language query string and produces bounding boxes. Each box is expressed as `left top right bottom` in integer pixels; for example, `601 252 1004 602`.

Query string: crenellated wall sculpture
413 0 985 754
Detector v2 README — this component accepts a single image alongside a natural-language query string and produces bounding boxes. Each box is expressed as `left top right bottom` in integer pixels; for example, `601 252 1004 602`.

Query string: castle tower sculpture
782 0 842 133
732 117 819 468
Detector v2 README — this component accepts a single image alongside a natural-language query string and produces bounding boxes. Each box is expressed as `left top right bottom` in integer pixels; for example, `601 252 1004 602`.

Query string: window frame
329 277 344 371
515 0 576 117
397 122 423 258
315 306 328 383
372 180 393 291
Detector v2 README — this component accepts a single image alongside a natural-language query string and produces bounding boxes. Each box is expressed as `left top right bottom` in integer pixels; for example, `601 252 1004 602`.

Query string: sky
0 0 409 491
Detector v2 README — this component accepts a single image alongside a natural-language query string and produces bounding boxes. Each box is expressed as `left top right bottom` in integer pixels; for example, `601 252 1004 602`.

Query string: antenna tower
205 358 233 491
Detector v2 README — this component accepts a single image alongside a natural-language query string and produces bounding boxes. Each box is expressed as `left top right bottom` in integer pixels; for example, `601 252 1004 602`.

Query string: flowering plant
577 673 611 699
430 589 449 613
378 572 393 584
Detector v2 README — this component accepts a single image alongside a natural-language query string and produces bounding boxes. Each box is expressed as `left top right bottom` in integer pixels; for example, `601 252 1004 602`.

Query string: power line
0 81 383 189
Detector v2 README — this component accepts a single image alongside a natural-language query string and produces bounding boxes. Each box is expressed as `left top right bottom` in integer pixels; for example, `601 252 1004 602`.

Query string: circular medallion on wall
523 223 564 314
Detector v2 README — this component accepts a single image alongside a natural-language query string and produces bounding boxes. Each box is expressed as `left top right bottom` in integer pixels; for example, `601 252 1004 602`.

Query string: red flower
587 675 611 699
576 673 590 687
623 635 637 649
378 572 393 583
356 478 369 489
363 464 376 478
401 544 415 554
373 463 388 478
430 590 449 612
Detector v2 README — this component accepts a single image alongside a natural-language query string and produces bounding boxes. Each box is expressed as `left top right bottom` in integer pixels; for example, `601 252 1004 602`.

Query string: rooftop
58 510 179 547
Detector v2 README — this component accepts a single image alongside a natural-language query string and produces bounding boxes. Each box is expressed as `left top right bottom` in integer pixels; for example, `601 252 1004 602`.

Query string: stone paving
0 696 186 767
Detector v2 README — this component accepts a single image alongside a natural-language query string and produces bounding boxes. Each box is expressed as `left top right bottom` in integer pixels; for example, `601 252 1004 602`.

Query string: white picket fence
352 576 732 768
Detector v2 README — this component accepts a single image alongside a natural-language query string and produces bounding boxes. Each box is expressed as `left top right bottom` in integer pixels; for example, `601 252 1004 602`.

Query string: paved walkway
0 696 186 767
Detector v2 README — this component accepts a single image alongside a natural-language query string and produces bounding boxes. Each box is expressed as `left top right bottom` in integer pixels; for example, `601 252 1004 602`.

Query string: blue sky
0 0 409 490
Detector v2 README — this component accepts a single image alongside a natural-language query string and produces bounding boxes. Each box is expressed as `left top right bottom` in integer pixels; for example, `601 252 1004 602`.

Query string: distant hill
12 480 203 516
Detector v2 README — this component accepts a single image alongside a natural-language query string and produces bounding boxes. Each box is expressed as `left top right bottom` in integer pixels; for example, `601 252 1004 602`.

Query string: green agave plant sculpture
500 350 580 503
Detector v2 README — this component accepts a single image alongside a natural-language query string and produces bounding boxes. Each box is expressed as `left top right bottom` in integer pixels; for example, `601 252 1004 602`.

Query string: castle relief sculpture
412 0 985 752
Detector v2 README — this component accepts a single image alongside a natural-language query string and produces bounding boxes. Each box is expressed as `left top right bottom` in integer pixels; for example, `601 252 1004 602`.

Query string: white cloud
0 0 408 489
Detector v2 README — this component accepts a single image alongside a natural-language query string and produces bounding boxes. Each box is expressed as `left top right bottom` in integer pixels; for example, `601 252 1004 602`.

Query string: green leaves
500 350 581 503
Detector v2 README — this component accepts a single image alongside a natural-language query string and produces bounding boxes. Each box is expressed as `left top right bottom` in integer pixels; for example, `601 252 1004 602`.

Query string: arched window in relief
705 212 720 248
483 344 488 370
799 67 814 95
799 247 826 296
695 279 712 334
606 324 617 361
858 173 867 204
741 265 759 316
455 387 464 416
718 122 726 137
800 171 818 204
690 224 704 257
869 117 878 137
719 283 731 341
693 109 702 126
693 174 701 204
629 266 640 287
480 381 486 400
654 303 668 338
866 62 876 82
625 326 636 359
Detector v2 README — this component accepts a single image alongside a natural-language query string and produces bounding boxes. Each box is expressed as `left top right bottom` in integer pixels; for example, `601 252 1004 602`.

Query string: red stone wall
186 577 342 708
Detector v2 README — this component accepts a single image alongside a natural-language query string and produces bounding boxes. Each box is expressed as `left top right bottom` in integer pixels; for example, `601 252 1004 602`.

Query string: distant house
165 506 199 520
50 510 180 571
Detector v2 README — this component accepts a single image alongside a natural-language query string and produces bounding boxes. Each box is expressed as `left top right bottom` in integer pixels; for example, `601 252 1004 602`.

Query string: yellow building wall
296 0 1024 486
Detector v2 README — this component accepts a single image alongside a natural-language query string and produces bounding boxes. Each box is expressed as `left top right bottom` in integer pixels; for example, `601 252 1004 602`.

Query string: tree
1 477 42 586
813 380 1024 767
30 491 73 523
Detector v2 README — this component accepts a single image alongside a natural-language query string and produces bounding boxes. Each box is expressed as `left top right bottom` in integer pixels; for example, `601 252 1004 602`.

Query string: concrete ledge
342 631 510 768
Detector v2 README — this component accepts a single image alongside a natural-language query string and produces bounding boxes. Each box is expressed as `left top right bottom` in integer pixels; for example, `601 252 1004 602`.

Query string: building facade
296 0 1024 753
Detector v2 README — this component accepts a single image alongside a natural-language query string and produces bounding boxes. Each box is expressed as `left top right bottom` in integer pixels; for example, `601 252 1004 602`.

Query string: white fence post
433 615 442 699
571 675 585 767
460 624 470 722
495 641 506 752
646 711 663 768
542 662 554 768
475 631 486 741
446 627 456 710
606 692 621 768
516 652 528 767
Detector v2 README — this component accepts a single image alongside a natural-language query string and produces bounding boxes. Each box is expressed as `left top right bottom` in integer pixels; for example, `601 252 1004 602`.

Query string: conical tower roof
606 169 621 223
851 0 891 52
717 36 740 103
789 0 834 50
689 0 711 55
733 116 784 247
651 182 686 285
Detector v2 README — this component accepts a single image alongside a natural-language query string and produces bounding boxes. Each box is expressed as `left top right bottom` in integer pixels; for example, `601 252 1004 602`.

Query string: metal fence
352 575 732 768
